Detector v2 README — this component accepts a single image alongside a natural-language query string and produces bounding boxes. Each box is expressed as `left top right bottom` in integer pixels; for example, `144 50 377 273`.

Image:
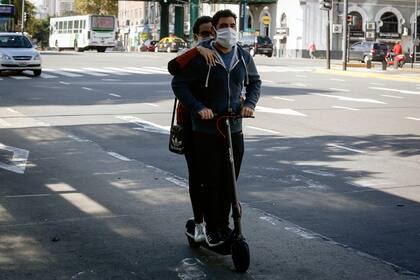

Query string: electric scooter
185 114 251 273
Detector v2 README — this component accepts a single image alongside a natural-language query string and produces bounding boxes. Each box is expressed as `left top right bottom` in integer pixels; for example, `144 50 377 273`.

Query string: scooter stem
224 118 243 237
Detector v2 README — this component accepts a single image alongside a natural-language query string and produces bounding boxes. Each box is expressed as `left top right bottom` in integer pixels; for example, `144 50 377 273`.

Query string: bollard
381 60 387 71
366 59 372 69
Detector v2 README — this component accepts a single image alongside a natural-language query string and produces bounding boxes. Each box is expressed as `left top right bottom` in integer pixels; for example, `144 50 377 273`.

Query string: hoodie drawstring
205 65 211 88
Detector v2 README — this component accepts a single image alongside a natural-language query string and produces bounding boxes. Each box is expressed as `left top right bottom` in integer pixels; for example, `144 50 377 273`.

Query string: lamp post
342 0 348 70
412 0 418 68
21 0 25 34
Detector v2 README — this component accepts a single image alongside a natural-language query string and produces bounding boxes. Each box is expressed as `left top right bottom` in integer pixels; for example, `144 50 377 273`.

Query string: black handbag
169 98 185 154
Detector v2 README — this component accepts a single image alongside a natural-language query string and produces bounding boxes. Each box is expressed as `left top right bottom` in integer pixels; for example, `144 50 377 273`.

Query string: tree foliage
11 0 36 29
75 0 118 16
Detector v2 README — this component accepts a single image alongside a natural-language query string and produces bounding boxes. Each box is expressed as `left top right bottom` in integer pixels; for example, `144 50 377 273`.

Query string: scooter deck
185 219 233 255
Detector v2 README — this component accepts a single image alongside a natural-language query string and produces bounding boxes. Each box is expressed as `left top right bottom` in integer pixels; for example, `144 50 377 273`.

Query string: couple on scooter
169 10 261 247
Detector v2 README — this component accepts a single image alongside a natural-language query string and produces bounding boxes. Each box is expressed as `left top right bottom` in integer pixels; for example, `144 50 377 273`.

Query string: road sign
262 16 270 25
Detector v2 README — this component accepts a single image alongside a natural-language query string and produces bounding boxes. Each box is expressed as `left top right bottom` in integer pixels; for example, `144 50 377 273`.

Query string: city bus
49 15 117 52
0 4 15 32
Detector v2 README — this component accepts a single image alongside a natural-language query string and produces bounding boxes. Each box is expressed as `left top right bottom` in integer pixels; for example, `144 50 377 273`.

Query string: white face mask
216 27 237 48
197 36 213 44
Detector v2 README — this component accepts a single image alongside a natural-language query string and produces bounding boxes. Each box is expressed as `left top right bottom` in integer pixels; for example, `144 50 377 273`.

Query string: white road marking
284 226 317 239
165 177 188 188
262 79 274 83
301 170 335 177
40 73 57 79
296 74 308 78
67 134 92 143
329 88 350 92
144 103 159 107
107 152 132 162
0 119 11 127
61 68 108 77
59 81 70 85
82 67 129 76
256 106 306 116
10 76 31 80
82 87 93 91
311 93 386 104
369 87 420 95
102 78 121 82
245 126 280 134
332 106 360 111
44 68 83 77
330 78 346 82
104 67 150 74
6 108 18 113
116 116 170 134
406 117 420 121
141 66 169 74
369 82 385 86
381 94 403 99
260 216 277 225
0 143 29 174
109 93 121 98
124 67 157 74
291 82 309 87
327 143 365 154
273 96 295 101
0 78 3 81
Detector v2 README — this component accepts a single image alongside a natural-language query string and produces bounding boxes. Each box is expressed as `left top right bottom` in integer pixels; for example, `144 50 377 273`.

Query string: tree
75 0 118 16
11 0 36 32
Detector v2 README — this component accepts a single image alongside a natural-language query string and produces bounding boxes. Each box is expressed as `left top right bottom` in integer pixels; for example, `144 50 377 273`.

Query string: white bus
49 15 117 52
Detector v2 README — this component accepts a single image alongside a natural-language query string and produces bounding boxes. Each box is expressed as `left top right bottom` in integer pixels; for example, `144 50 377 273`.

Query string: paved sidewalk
1 122 419 279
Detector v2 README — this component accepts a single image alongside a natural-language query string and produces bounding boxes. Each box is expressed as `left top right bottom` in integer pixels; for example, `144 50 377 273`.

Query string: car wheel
267 52 273 58
33 69 42 77
249 48 255 57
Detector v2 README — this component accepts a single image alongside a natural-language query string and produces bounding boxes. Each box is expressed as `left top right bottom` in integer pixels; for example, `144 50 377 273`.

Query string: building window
349 11 363 32
380 12 398 33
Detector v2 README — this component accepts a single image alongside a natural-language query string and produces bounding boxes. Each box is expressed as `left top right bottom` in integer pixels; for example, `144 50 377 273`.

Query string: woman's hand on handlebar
241 106 254 117
198 108 214 120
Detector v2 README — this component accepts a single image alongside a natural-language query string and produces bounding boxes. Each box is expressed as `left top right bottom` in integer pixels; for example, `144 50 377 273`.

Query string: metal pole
342 0 348 70
21 0 25 34
327 9 331 69
412 0 418 68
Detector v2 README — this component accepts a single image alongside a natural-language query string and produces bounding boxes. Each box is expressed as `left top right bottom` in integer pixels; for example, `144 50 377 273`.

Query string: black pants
183 126 203 224
192 131 244 232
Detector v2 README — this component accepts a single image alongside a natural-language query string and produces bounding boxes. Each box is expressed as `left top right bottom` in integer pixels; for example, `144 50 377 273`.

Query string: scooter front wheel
231 239 250 273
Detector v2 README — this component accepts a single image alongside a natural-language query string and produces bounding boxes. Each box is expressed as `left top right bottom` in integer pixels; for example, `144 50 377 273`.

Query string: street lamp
412 0 418 68
21 0 25 34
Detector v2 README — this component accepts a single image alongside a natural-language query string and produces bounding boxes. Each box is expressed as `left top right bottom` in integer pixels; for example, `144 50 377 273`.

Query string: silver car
0 33 42 76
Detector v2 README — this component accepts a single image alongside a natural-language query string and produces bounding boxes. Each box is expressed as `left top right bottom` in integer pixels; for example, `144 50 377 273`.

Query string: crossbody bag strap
171 98 178 127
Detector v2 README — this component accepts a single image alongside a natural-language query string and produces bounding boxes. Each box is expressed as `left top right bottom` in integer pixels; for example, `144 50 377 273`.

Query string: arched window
247 14 252 29
349 11 363 32
380 12 398 33
280 13 287 28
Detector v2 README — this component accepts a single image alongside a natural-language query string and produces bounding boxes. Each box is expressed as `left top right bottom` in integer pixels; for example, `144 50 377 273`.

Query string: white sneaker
194 223 206 243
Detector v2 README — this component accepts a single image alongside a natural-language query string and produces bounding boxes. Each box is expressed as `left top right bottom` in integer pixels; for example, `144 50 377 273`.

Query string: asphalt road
0 51 420 279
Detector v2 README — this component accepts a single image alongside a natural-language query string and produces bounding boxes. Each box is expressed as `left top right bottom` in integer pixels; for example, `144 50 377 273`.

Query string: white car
0 32 42 76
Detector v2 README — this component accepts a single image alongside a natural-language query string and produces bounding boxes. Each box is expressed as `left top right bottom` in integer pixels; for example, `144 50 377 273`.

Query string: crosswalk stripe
141 66 168 74
127 67 167 74
104 67 151 74
10 76 31 80
122 67 155 74
82 67 130 76
44 69 83 77
61 68 109 77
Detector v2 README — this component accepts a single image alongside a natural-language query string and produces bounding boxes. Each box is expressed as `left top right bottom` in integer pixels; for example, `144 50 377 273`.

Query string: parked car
349 41 389 63
140 39 158 52
156 37 187 53
238 35 273 57
0 32 42 76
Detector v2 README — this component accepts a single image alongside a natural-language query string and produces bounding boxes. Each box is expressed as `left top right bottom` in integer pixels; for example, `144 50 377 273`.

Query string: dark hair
193 16 213 35
212 9 237 28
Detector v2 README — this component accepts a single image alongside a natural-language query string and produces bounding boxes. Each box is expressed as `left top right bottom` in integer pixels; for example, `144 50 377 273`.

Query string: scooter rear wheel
231 239 250 273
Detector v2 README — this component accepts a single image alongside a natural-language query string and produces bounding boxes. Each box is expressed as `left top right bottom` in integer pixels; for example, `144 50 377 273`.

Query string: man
308 42 316 59
171 9 261 247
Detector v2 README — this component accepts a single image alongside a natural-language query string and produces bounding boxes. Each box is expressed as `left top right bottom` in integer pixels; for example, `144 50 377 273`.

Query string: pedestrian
308 41 316 59
168 15 218 243
393 40 403 55
171 9 261 247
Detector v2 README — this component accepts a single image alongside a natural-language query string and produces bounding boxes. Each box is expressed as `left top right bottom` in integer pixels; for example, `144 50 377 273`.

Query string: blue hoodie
171 40 261 134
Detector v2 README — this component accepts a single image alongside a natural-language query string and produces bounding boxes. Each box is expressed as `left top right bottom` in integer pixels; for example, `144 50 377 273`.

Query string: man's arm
243 55 261 111
171 59 206 114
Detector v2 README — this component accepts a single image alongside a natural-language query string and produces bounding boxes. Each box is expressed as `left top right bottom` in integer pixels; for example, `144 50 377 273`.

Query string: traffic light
319 0 332 10
23 12 28 22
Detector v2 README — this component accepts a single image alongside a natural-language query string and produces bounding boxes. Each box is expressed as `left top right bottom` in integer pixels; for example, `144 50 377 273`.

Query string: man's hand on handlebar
198 108 214 120
241 106 254 117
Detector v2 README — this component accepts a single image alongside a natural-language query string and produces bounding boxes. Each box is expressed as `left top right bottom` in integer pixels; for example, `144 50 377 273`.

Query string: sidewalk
1 121 419 280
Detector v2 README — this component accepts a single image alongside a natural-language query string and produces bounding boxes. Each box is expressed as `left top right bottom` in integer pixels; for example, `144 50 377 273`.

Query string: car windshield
257 36 272 44
0 35 33 48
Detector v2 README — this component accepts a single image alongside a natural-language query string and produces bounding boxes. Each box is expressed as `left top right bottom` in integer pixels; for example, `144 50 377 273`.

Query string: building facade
42 0 75 17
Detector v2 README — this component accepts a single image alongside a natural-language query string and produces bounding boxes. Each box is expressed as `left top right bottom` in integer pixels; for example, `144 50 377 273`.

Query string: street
1 51 420 279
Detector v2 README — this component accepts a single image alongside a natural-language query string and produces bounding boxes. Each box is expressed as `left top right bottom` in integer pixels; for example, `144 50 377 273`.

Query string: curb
315 68 420 83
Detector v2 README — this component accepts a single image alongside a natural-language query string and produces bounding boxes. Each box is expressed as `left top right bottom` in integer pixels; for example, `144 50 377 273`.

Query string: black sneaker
205 228 224 247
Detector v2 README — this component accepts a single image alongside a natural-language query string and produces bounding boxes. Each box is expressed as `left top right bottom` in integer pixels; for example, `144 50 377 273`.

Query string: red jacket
393 44 402 55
